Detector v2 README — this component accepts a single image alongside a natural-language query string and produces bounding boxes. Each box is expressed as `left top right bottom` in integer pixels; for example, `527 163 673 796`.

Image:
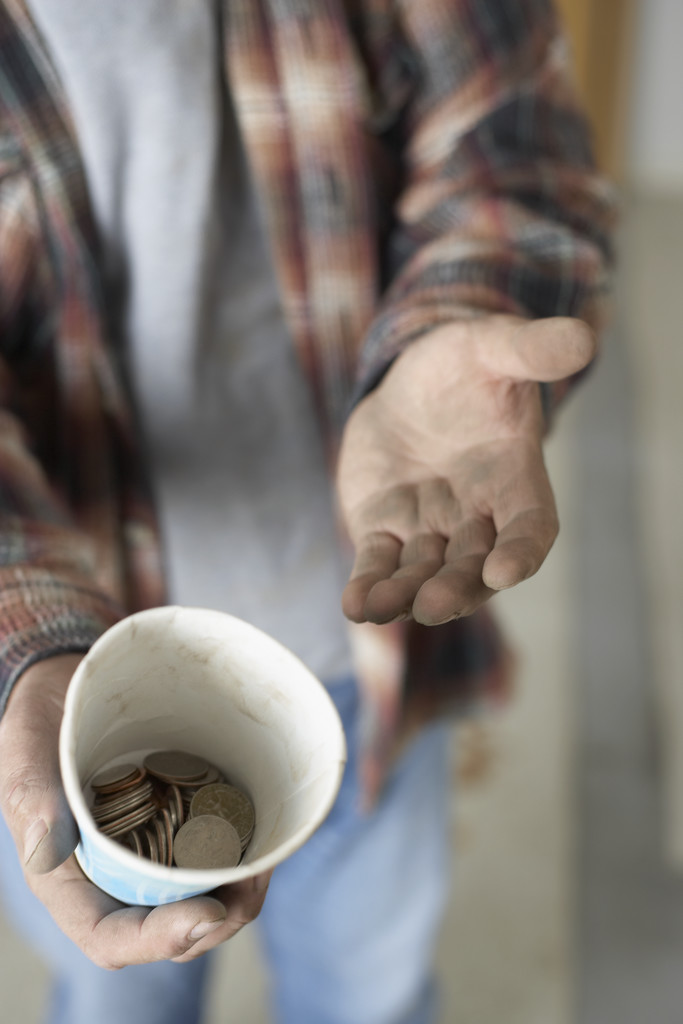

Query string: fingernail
426 613 461 626
24 818 49 866
188 919 224 942
24 816 78 874
253 871 271 892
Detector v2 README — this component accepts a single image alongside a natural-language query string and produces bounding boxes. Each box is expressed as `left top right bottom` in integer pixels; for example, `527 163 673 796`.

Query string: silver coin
160 807 175 867
92 781 154 822
168 784 184 830
143 750 210 783
190 784 255 845
173 815 241 870
124 830 144 857
101 801 157 837
144 826 159 863
153 814 167 867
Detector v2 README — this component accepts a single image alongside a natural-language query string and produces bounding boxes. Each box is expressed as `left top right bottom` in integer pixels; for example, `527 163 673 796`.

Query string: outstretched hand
337 315 595 626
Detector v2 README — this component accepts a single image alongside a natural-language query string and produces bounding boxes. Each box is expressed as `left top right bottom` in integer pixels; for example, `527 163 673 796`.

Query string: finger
482 505 559 591
0 655 82 874
170 870 274 963
476 316 597 383
482 455 559 591
342 532 402 622
29 855 229 969
413 519 497 624
362 533 446 624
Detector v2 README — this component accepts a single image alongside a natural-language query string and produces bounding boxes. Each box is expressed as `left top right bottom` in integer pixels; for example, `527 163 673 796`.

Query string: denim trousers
0 677 453 1024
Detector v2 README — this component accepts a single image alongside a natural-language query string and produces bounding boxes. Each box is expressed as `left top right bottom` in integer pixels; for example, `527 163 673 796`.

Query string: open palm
338 316 595 626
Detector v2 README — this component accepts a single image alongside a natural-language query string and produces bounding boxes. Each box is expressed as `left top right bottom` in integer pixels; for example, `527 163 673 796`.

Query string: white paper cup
59 606 347 906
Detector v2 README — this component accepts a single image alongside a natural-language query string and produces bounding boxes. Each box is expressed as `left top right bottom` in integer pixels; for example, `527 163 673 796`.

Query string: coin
153 814 167 867
101 801 157 837
90 763 141 793
123 830 143 857
92 776 152 807
167 785 184 830
197 764 223 786
160 807 174 867
91 781 154 822
90 752 253 867
173 815 241 870
143 750 209 784
144 826 159 863
190 784 255 846
99 769 147 797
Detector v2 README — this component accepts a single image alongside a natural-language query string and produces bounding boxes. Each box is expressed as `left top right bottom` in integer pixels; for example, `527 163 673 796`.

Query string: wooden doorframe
555 0 636 179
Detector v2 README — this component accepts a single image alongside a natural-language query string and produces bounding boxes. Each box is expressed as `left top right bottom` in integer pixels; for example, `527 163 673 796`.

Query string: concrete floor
1 193 681 1023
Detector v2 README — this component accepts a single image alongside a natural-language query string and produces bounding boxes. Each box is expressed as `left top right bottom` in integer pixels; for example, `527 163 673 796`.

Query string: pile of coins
88 750 255 869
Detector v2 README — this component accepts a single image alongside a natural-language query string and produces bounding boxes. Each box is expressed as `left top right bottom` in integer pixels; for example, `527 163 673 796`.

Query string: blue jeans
0 678 452 1024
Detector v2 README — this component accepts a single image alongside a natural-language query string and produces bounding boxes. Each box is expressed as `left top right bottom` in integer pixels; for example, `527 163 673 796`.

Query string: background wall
628 0 683 192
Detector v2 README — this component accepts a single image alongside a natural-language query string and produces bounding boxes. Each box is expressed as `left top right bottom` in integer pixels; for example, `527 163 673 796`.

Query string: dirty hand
338 315 595 625
0 654 271 968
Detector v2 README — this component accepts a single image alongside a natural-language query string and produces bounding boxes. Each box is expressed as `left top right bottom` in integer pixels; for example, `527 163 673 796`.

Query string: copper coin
143 751 209 784
173 816 241 870
90 763 141 793
190 784 255 846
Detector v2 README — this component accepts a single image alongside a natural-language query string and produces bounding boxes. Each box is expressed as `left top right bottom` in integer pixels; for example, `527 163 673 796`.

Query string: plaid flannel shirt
0 0 615 800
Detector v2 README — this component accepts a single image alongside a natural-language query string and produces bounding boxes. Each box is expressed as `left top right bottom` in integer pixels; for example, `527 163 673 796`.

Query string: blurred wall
628 0 683 192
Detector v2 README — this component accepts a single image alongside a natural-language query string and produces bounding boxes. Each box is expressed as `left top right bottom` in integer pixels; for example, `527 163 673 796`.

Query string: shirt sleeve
0 151 122 714
0 397 123 713
354 0 618 418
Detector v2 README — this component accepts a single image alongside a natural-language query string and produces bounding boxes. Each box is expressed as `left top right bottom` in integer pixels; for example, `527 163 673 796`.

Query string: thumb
0 655 82 874
477 316 597 383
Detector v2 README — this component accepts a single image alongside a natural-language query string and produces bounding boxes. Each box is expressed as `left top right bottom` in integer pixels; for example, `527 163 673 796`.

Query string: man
0 1 614 1022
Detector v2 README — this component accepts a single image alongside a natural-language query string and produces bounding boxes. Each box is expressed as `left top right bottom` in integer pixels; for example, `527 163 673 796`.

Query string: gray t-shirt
29 0 353 683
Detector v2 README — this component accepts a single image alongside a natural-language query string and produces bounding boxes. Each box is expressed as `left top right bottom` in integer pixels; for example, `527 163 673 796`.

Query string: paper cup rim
59 606 347 890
